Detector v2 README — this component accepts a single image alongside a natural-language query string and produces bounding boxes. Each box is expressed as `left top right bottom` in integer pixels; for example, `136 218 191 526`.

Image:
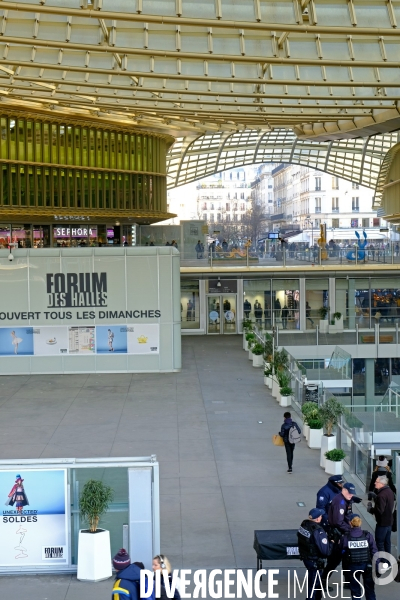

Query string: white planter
279 394 292 407
271 378 279 398
325 459 344 476
328 324 337 334
320 435 337 468
267 376 273 389
77 529 112 582
243 335 248 350
253 353 264 367
335 316 344 332
248 349 253 360
303 423 310 441
319 319 329 333
264 375 269 386
308 428 323 449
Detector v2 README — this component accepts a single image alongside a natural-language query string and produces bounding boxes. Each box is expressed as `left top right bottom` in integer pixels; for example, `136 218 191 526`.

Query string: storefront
0 223 136 248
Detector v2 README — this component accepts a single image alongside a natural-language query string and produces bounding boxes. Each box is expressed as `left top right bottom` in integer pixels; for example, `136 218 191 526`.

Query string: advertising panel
0 469 69 567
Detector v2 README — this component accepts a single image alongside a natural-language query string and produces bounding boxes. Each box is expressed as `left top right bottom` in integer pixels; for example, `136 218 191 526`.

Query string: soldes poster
0 469 69 567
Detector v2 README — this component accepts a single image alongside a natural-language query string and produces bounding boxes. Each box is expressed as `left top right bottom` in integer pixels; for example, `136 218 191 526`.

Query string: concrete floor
0 335 397 599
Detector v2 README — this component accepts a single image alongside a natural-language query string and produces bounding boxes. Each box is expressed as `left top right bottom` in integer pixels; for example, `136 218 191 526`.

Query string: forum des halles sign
0 254 164 358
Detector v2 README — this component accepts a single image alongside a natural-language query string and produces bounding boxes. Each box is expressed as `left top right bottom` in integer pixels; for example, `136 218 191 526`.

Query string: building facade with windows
250 164 275 215
271 164 387 240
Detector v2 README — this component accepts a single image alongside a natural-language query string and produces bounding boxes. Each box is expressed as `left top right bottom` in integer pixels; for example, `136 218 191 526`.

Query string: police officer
298 508 333 600
316 474 344 529
321 482 357 586
340 514 378 600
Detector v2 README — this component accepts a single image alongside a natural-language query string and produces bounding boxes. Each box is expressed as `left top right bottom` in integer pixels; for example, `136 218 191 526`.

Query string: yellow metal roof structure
1 1 400 194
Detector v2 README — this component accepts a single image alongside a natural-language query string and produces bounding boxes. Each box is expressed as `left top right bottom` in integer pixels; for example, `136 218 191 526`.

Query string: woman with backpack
278 411 301 473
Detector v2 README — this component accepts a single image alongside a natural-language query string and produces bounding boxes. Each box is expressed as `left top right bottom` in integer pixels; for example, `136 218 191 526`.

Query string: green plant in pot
242 318 253 332
318 306 329 320
246 332 256 349
333 312 342 321
273 348 289 374
277 371 292 396
79 479 114 533
301 401 319 424
318 397 346 437
308 418 323 430
264 333 273 363
264 364 273 378
252 342 264 356
325 449 346 461
77 479 114 582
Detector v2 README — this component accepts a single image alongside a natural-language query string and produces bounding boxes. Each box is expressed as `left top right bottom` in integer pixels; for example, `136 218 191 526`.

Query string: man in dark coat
316 474 344 529
298 508 333 600
367 474 395 555
278 411 301 473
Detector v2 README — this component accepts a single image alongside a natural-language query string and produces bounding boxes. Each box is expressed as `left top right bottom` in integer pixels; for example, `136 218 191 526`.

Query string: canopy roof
0 0 400 140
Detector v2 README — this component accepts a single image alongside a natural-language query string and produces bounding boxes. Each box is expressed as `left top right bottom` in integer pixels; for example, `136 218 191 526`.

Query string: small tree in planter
307 418 324 449
278 371 293 407
318 397 346 468
324 449 346 476
252 342 265 367
301 402 319 440
264 363 273 388
270 349 289 398
318 306 329 333
264 333 274 365
77 479 114 582
242 319 253 349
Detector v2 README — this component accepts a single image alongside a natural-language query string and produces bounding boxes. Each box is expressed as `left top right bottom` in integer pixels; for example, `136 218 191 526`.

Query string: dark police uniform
321 492 353 582
316 476 343 530
340 526 378 600
298 520 332 600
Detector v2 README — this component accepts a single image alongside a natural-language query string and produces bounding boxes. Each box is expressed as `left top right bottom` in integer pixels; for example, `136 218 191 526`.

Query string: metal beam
0 2 399 37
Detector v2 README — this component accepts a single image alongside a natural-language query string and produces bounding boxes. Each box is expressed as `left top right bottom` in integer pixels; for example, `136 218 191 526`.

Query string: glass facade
0 115 170 221
305 279 329 329
181 280 200 330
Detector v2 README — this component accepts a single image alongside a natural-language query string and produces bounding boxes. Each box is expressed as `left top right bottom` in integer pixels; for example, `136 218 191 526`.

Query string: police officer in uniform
297 508 333 600
322 482 358 587
316 474 344 530
340 514 378 600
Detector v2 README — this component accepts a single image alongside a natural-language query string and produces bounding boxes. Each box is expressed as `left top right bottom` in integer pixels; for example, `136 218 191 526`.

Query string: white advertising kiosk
0 247 181 374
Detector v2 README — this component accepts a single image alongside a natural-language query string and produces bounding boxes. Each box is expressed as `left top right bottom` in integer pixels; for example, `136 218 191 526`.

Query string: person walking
340 514 378 600
369 456 396 495
297 508 333 600
195 240 203 259
281 304 289 329
152 554 181 600
278 411 301 473
111 549 155 600
306 302 314 327
367 474 395 555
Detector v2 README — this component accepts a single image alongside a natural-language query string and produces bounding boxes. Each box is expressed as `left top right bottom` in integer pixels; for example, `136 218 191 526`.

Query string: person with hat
321 482 357 588
369 456 396 495
6 474 29 513
316 475 344 530
111 549 155 600
297 508 333 600
340 514 378 600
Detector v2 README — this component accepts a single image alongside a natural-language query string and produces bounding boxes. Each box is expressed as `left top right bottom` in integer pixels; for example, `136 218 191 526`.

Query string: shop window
244 279 271 327
371 277 400 329
373 218 380 227
272 279 300 330
306 279 328 329
362 218 369 228
332 218 339 228
181 280 200 329
351 219 358 228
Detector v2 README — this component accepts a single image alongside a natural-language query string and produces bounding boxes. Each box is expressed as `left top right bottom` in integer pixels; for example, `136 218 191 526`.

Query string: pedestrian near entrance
367 474 395 555
369 456 397 495
281 304 289 329
278 411 301 473
152 554 181 600
340 515 378 600
111 550 155 600
298 508 333 600
306 302 314 327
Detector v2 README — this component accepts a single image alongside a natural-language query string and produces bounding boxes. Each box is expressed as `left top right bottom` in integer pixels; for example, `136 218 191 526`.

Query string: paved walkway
0 335 397 599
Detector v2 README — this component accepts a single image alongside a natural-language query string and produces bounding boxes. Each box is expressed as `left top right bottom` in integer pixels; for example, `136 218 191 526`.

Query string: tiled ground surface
0 335 397 599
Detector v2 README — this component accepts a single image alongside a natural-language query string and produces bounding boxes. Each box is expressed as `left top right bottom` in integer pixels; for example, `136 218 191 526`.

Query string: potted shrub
252 342 264 367
318 397 346 468
301 401 319 441
77 479 114 582
271 349 289 398
324 448 346 476
264 364 273 388
264 333 274 365
333 311 343 332
318 306 329 333
307 418 324 449
278 372 293 407
246 332 256 356
242 319 253 349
